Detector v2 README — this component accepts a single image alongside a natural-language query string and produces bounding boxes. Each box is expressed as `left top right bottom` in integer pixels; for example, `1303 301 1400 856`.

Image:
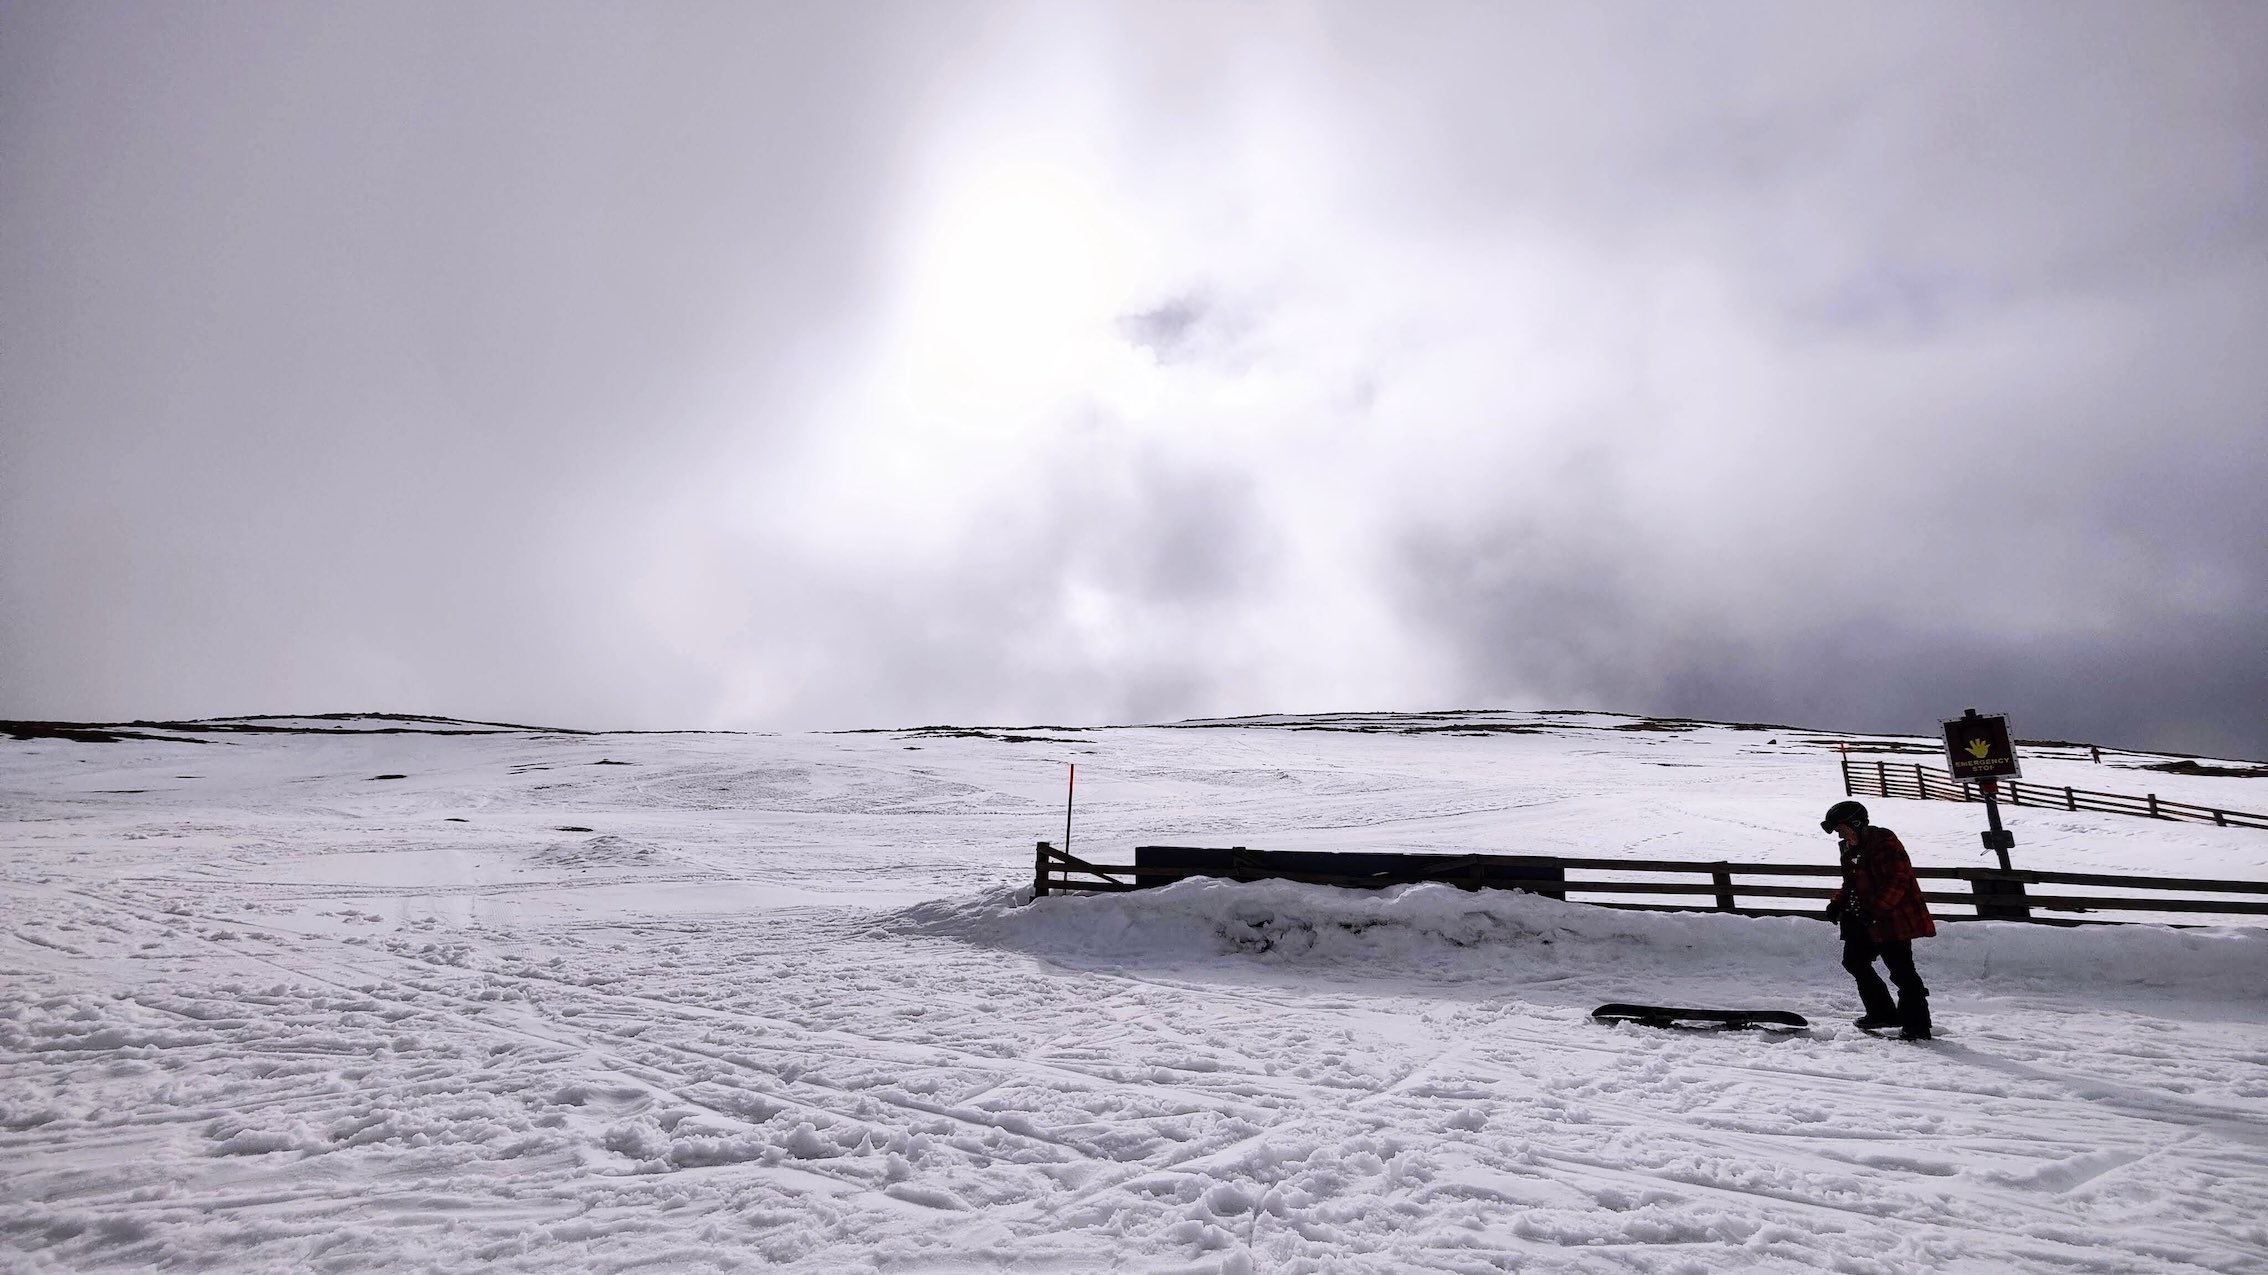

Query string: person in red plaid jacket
1821 800 1936 1039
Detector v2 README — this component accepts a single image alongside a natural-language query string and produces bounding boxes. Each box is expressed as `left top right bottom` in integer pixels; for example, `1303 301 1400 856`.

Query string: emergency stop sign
1942 709 2021 782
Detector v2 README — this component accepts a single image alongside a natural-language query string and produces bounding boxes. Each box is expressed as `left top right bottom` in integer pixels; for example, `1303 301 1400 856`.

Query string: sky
4 1 2265 757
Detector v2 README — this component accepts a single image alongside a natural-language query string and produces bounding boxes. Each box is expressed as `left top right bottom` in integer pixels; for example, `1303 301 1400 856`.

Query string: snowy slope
3 713 2266 1273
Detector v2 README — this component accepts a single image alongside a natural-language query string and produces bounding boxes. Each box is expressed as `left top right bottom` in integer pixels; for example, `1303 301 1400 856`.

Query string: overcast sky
4 1 2264 756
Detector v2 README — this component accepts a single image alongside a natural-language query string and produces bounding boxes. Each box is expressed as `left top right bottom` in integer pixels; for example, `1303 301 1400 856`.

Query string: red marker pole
1063 764 1076 858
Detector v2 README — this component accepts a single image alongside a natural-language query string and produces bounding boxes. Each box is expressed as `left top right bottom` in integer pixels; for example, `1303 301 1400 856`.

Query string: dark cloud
1403 519 2268 758
1118 297 1206 359
1117 294 1253 367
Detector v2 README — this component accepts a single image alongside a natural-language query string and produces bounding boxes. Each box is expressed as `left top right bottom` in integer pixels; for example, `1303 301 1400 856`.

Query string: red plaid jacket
1830 826 1937 943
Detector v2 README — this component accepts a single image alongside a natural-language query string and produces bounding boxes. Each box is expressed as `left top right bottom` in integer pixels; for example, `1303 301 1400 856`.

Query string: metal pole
1064 763 1076 857
1979 778 2013 871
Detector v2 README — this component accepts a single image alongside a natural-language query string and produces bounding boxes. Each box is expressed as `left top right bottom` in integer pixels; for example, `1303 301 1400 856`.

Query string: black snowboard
1592 1003 1810 1030
1856 1021 1937 1041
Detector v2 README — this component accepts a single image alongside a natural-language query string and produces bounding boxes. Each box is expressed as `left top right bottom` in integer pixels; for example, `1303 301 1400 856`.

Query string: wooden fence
1030 843 2268 927
1840 754 2268 830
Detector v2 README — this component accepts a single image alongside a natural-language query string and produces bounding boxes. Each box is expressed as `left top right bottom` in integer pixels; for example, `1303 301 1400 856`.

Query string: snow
4 711 2266 1272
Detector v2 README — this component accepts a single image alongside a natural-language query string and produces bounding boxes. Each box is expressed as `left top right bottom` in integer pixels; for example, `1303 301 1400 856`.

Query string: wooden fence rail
1840 755 2268 830
1030 843 2268 927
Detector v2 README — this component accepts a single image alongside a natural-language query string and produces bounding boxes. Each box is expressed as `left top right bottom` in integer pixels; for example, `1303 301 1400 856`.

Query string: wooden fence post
1914 763 1926 798
1971 873 2030 921
1876 759 1887 794
2065 786 2075 811
1712 863 1735 912
1841 752 1852 796
2010 781 2023 807
2216 810 2228 827
1033 841 1052 899
2149 794 2161 819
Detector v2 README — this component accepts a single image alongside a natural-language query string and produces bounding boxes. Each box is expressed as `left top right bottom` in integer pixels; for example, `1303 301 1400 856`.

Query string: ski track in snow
3 715 2267 1272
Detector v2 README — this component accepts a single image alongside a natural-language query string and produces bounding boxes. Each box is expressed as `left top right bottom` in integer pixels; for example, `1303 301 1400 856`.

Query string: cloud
1 1 965 724
4 2 2263 756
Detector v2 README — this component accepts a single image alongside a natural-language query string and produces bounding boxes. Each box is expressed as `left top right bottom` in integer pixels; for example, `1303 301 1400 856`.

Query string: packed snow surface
4 711 2266 1273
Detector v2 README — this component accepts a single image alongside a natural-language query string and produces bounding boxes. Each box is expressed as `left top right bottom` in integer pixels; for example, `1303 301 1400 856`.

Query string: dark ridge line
1155 709 1759 734
1140 711 2252 765
832 723 1106 736
10 708 2250 766
875 726 1090 744
2 714 772 742
2 722 197 744
2139 759 2268 779
226 712 601 733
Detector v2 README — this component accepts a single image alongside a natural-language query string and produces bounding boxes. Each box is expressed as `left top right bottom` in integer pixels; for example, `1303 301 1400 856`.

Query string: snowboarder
1819 800 1935 1039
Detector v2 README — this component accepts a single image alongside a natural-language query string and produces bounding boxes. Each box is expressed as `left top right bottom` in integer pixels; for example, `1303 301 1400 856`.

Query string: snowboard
1856 1021 1936 1041
1591 1003 1810 1031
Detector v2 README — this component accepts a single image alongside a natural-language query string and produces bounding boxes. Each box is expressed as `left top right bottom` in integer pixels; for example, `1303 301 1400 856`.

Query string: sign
1941 709 2021 783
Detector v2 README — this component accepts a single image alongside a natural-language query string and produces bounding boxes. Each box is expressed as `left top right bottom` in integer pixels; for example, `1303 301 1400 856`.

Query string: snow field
3 713 2266 1272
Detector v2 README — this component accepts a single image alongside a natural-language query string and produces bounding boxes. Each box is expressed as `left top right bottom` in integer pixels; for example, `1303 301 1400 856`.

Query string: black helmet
1820 800 1869 833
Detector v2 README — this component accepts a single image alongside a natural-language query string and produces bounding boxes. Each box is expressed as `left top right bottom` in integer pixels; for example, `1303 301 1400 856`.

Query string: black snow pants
1841 922 1929 1031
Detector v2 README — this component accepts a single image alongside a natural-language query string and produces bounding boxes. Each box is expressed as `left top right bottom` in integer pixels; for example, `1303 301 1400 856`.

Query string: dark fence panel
1030 843 2268 928
1132 845 1565 897
1841 755 2268 830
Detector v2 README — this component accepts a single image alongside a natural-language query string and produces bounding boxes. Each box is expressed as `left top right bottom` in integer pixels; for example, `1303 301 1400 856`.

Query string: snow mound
529 834 670 869
897 879 2268 995
895 878 1823 975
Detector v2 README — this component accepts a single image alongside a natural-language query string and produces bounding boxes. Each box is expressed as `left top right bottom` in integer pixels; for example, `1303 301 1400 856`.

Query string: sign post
1942 708 2021 872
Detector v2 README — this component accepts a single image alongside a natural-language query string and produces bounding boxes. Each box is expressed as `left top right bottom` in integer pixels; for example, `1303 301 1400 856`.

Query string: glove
1823 897 1845 924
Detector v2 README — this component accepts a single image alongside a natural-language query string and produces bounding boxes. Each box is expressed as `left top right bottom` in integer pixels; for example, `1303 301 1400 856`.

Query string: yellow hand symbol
1966 739 1992 759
